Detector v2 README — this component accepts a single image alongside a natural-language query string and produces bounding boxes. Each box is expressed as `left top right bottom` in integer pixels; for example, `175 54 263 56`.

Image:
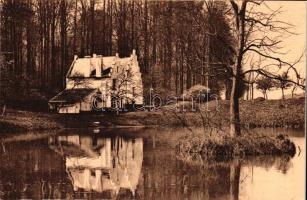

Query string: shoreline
176 130 297 161
0 98 305 134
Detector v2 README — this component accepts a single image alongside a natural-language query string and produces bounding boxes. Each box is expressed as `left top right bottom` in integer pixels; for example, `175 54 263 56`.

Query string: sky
251 1 306 99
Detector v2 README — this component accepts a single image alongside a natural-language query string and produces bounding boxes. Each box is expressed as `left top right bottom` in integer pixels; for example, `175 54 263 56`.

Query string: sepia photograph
0 0 306 199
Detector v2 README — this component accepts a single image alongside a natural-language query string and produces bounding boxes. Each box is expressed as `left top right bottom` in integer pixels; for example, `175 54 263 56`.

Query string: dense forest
0 0 234 107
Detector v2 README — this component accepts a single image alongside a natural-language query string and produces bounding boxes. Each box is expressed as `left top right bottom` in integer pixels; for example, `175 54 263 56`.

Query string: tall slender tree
228 0 305 137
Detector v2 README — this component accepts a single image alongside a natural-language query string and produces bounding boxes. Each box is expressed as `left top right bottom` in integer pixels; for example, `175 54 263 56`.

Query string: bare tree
228 0 305 137
1 0 304 118
256 76 274 99
292 77 306 98
274 72 293 100
109 69 140 114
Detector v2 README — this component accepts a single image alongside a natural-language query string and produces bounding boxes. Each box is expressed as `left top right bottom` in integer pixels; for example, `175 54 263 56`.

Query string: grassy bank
0 98 304 133
176 131 296 161
0 109 63 133
240 98 305 128
174 98 305 128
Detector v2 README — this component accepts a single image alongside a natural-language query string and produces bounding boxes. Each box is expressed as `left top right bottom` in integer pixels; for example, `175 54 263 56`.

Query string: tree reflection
48 135 143 199
175 153 294 200
0 131 298 200
229 159 241 200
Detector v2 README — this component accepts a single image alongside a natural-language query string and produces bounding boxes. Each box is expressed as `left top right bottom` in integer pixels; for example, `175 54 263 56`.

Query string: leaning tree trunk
229 0 248 137
291 85 296 99
230 65 241 137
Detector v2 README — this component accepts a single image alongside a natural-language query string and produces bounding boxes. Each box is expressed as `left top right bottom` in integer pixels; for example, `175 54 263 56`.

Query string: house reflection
0 128 298 200
48 135 143 197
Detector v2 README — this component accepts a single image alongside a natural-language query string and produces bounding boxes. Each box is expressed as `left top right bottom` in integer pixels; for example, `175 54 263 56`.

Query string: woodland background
0 0 236 109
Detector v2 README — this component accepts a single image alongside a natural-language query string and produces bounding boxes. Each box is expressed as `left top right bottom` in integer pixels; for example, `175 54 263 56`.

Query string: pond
0 128 305 200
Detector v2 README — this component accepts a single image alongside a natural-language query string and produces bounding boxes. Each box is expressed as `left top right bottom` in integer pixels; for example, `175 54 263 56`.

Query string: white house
49 50 143 113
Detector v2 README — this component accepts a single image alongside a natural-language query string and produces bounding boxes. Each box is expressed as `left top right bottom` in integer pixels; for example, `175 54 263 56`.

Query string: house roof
68 56 116 78
67 55 133 78
49 88 96 104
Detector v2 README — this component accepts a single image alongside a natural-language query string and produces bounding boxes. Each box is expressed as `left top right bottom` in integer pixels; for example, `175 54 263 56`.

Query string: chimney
93 54 101 77
74 55 78 61
101 56 104 71
115 53 119 58
132 49 136 56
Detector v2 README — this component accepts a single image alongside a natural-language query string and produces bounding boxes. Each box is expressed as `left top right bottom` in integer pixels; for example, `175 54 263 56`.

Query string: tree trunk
143 0 149 74
80 3 86 57
130 0 134 51
60 0 67 88
90 0 95 55
73 0 77 54
229 0 249 137
230 69 241 137
251 82 254 99
281 88 284 100
245 85 249 100
291 85 296 99
102 0 106 54
180 43 184 95
51 7 56 89
225 77 232 100
109 0 113 55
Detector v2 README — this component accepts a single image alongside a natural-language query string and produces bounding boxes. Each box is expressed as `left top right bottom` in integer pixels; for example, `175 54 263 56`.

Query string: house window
91 170 96 177
132 87 135 97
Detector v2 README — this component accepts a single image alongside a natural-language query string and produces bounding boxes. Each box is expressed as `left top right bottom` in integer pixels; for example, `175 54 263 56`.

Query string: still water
0 128 305 200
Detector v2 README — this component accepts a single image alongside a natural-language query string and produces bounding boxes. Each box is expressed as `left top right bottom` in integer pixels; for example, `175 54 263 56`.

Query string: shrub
176 132 296 161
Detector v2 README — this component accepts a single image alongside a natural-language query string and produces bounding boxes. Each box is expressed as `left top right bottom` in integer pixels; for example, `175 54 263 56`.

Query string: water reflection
0 128 304 200
48 135 143 198
0 140 73 199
